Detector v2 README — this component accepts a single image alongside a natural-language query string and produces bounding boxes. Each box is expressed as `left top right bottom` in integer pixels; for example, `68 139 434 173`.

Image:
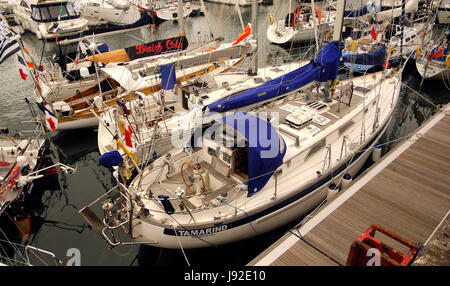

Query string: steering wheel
181 162 205 195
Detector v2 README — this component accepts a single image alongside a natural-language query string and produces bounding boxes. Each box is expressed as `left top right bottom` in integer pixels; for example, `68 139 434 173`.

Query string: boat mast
399 0 406 57
234 0 245 31
249 0 258 75
333 0 346 41
199 0 215 40
178 0 186 35
310 0 320 53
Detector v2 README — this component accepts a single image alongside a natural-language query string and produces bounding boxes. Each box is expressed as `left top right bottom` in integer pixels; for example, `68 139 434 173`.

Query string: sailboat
80 1 403 249
266 1 376 45
416 30 450 81
84 44 402 249
39 27 255 130
373 0 419 22
0 138 45 215
267 2 337 45
341 21 432 72
34 0 255 130
39 35 203 103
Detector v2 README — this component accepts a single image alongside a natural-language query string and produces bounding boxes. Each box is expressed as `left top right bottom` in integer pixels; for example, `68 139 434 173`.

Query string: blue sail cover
207 41 341 113
160 63 176 90
342 45 387 66
218 112 286 196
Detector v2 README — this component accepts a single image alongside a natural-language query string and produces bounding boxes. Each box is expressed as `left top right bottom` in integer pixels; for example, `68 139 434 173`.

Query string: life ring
445 55 450 68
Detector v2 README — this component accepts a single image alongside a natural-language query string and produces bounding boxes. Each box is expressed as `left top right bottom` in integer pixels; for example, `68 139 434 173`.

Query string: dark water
0 1 449 266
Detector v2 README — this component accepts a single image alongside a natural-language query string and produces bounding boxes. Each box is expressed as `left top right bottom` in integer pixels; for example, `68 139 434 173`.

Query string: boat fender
372 145 382 162
94 96 103 110
118 118 127 137
80 67 91 78
340 173 353 190
326 183 339 200
445 55 450 68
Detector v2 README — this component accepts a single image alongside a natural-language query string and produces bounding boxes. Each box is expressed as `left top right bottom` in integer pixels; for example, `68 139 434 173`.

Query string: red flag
47 117 57 131
125 128 133 148
371 26 377 41
19 69 28 80
382 61 391 69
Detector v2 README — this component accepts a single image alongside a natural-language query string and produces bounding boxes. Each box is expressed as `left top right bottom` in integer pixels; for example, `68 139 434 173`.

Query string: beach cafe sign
125 36 189 60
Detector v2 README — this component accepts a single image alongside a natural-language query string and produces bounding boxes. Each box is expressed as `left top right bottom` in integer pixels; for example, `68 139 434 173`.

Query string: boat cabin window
31 2 80 23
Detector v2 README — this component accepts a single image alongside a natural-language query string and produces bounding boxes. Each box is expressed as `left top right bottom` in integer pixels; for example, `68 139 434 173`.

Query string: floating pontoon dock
249 104 450 266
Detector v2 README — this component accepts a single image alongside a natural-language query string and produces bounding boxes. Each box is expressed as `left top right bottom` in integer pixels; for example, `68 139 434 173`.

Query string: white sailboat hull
267 23 332 45
416 60 450 80
80 1 142 25
129 70 401 249
437 5 450 24
374 0 419 22
57 116 99 130
155 9 191 21
132 121 388 248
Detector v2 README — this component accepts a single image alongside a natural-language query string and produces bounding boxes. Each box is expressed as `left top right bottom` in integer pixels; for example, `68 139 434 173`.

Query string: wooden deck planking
249 108 450 266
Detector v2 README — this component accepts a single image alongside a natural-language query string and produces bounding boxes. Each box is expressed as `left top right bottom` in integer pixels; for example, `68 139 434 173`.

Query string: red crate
346 224 420 266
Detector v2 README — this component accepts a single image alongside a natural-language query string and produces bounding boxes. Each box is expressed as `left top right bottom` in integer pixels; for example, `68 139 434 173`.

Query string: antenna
250 0 258 75
178 0 186 35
